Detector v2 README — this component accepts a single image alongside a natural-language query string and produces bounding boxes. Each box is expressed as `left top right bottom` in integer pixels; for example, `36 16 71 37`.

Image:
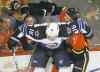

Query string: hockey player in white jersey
11 15 73 72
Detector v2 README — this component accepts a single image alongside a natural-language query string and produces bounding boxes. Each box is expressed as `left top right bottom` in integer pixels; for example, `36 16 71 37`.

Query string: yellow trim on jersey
72 48 89 72
82 52 89 72
72 49 84 54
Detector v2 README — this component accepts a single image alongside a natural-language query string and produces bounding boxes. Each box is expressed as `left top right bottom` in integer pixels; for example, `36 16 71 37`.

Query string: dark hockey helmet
67 8 80 19
10 0 21 10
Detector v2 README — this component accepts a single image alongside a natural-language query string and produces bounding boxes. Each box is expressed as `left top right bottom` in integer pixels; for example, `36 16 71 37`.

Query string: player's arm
26 34 43 43
79 19 93 39
10 25 25 47
67 24 85 53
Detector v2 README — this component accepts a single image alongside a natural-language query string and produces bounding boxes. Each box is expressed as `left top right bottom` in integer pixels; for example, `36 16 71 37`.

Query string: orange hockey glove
69 33 88 52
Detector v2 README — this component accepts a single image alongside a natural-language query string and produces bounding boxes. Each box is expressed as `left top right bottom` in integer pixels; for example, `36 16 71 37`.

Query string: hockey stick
12 47 19 71
26 44 37 71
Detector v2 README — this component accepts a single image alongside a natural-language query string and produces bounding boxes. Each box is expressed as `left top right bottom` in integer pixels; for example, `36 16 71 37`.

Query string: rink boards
0 50 100 72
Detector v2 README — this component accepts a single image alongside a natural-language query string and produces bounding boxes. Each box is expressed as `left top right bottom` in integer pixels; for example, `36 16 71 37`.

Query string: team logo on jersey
46 43 58 49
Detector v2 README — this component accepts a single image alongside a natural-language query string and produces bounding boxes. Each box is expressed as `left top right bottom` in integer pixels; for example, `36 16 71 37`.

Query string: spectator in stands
58 6 68 22
0 18 4 31
0 17 14 50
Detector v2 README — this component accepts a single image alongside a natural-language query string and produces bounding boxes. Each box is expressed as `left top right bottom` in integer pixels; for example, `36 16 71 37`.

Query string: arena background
0 0 100 72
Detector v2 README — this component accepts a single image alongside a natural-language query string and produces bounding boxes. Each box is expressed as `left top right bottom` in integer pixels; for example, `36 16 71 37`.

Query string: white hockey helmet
46 23 59 40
